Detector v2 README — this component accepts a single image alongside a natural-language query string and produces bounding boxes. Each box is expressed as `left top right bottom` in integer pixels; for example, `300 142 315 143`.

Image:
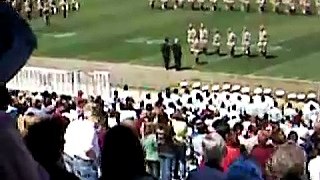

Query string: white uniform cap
179 81 188 87
307 93 317 99
263 88 272 95
18 92 24 97
231 84 241 91
253 87 263 95
211 84 220 91
297 93 306 100
208 105 215 111
275 89 285 96
222 83 231 90
34 94 43 100
192 82 201 88
202 85 209 91
287 93 297 99
241 86 250 94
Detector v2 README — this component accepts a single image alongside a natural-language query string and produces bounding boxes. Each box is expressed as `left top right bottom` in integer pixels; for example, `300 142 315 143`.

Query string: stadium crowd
1 81 320 180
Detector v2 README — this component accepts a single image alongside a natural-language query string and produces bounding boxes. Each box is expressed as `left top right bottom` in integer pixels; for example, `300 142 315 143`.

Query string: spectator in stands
142 123 160 178
308 141 320 180
265 143 306 180
63 103 100 180
24 117 79 180
101 125 155 180
187 132 226 180
222 131 241 171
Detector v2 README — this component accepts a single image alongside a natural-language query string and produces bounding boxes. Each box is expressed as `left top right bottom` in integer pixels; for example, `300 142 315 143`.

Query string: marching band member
38 0 44 17
43 3 50 26
241 27 251 56
24 0 32 20
241 0 250 12
160 0 168 10
258 0 266 13
191 35 202 64
301 0 311 15
273 0 282 13
224 0 235 10
187 23 197 45
288 0 297 14
227 28 237 57
71 0 80 11
212 29 221 55
49 0 58 15
257 25 268 57
199 23 209 54
59 0 68 18
209 0 218 11
149 0 155 9
316 0 320 15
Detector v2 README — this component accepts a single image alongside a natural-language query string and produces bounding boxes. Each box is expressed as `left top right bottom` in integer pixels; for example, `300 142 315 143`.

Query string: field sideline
28 57 320 93
28 0 320 86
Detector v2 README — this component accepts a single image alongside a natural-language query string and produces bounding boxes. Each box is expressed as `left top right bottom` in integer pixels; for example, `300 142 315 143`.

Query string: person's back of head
202 132 227 164
226 155 263 180
101 125 146 180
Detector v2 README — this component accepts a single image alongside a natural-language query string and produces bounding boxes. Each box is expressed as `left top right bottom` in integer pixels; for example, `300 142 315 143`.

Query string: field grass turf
30 0 320 81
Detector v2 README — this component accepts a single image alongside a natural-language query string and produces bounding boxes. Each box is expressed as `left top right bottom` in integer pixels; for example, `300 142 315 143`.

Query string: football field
29 0 320 85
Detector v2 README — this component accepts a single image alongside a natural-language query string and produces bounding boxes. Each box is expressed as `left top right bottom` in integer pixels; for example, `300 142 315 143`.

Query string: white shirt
308 156 320 180
284 107 297 120
245 103 257 116
268 107 282 122
64 120 100 160
119 110 137 122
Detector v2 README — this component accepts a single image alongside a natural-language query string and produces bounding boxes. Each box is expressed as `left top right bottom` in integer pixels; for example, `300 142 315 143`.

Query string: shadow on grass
266 54 277 59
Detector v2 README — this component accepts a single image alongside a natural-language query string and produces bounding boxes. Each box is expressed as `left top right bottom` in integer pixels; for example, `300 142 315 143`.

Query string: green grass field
30 0 320 81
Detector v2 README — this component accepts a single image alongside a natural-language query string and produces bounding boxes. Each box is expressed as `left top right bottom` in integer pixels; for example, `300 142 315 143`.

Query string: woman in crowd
142 123 160 178
101 125 155 180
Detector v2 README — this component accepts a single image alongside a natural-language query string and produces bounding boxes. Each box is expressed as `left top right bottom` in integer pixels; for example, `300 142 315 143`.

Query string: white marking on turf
44 32 77 38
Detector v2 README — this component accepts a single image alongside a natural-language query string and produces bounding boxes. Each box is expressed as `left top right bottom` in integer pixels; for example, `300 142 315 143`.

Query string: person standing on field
161 38 171 70
172 38 182 71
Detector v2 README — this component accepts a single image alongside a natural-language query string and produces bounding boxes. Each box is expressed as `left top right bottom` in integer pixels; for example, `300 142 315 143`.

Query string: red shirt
250 144 275 174
222 145 241 171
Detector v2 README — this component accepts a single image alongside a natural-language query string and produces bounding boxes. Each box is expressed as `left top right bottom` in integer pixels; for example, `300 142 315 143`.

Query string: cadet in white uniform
257 25 268 57
199 23 209 54
263 88 274 109
160 0 168 10
187 23 197 45
242 27 251 56
241 86 251 106
210 0 218 11
224 0 235 10
241 0 250 12
258 0 266 13
227 28 237 57
301 0 311 14
212 29 221 55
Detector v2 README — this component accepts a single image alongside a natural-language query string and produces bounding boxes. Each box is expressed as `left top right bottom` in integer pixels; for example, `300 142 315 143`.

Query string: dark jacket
187 161 226 180
161 43 171 59
172 43 182 58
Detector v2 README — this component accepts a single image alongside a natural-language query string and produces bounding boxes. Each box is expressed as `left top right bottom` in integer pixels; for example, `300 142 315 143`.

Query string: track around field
28 56 320 92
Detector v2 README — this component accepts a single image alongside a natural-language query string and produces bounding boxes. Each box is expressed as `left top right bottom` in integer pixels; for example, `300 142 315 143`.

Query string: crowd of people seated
0 81 320 180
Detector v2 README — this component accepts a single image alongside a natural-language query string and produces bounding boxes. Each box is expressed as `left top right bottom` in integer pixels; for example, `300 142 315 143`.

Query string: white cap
202 85 209 91
192 82 201 88
287 93 297 99
208 105 215 111
180 81 188 87
241 86 250 94
211 84 220 92
263 88 272 95
307 93 317 99
18 92 24 97
222 83 231 90
275 89 285 97
253 87 263 95
34 94 43 100
231 84 241 92
297 93 306 100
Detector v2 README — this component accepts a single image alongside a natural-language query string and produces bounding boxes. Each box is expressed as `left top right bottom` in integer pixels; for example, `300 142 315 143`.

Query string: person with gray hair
187 132 227 180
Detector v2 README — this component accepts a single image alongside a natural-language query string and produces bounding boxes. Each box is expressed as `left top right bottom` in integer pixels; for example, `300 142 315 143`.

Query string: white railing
6 66 111 100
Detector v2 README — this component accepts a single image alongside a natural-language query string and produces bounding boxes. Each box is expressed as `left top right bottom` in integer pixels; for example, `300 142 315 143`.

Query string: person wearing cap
283 102 297 121
241 86 250 106
161 37 171 70
230 84 241 102
172 38 182 71
296 93 306 111
275 89 286 109
253 87 263 105
263 88 274 108
285 93 298 109
191 82 201 102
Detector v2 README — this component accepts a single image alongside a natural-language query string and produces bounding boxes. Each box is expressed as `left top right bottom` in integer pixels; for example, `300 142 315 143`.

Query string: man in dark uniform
43 3 50 26
161 37 171 70
172 38 182 71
